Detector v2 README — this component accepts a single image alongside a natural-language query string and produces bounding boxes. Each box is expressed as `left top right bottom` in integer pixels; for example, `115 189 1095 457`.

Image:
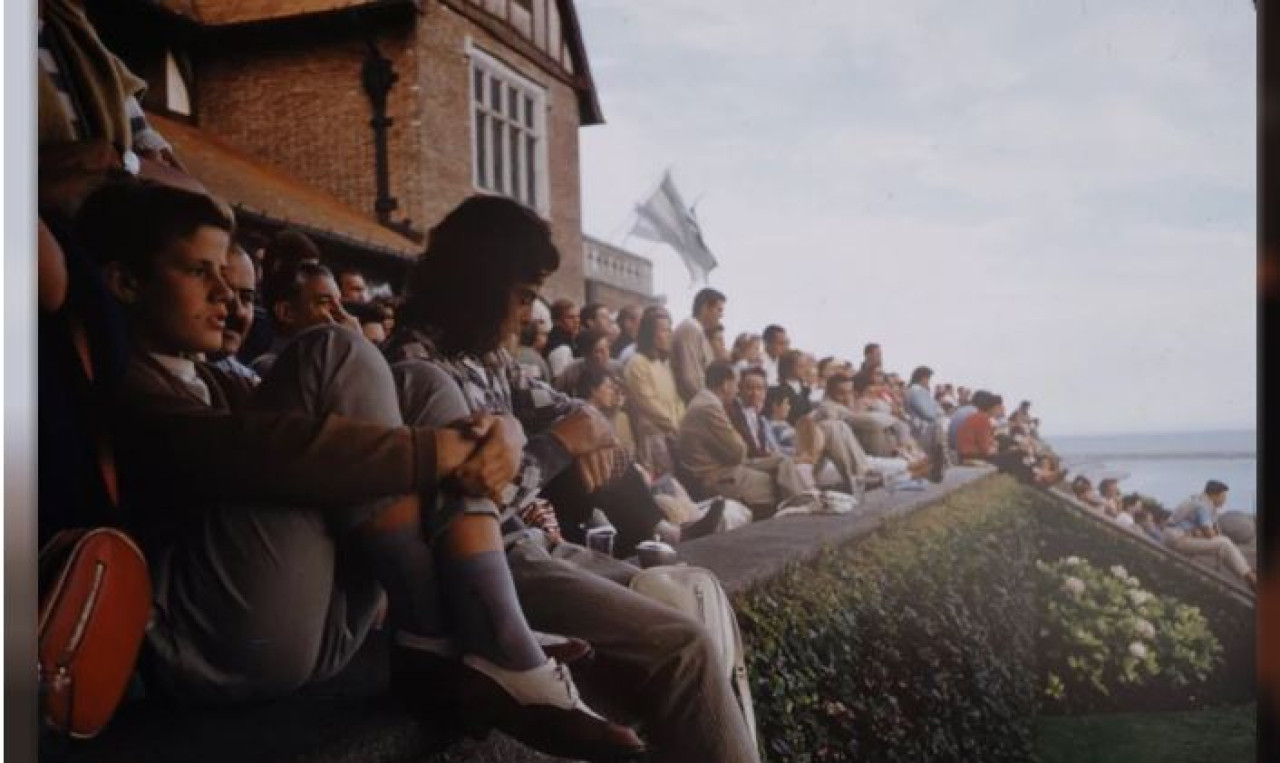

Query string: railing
583 236 653 296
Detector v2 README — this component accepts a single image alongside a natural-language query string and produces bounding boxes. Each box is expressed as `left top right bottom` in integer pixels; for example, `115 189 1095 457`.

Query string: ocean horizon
1046 429 1257 515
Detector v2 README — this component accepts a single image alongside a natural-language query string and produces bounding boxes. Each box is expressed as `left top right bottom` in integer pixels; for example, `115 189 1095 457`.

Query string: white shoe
462 655 602 717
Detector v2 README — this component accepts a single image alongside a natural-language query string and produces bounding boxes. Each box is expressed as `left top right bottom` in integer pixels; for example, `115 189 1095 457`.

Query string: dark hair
1122 493 1143 509
705 360 736 389
401 196 559 356
344 300 387 326
740 366 768 384
863 342 880 357
335 265 364 280
816 356 835 377
692 287 726 316
763 324 787 344
1099 478 1119 494
551 298 578 320
635 306 672 357
579 302 607 325
764 385 791 415
1205 480 1229 496
263 261 334 310
825 372 853 396
264 228 322 278
909 366 934 385
975 393 1002 413
576 327 611 359
575 365 615 400
519 318 546 347
76 179 234 276
778 349 803 381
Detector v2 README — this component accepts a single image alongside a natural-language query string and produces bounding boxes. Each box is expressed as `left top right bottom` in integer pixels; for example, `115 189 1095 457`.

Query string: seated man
384 195 757 762
79 180 643 760
1164 480 1256 590
205 244 260 383
727 367 777 459
252 260 356 376
811 373 918 484
955 392 1003 463
1070 475 1106 509
678 361 809 517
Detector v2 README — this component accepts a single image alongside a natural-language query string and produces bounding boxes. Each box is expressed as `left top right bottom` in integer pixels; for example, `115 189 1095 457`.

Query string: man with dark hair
253 260 356 376
671 287 726 402
544 298 580 379
579 303 614 342
760 324 789 385
611 304 642 360
345 300 390 345
861 343 882 373
1165 480 1256 589
78 181 641 759
956 392 1003 462
207 244 260 382
772 349 815 424
728 366 775 458
336 266 371 304
678 360 808 517
813 373 915 483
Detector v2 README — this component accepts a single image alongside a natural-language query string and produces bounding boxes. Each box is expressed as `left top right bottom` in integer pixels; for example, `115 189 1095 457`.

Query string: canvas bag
628 565 759 755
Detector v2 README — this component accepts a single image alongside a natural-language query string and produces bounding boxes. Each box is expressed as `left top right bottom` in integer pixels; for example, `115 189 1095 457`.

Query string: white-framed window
469 43 549 215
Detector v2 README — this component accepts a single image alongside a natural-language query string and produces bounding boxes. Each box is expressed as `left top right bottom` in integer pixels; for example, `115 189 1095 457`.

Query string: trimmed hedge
733 475 1041 762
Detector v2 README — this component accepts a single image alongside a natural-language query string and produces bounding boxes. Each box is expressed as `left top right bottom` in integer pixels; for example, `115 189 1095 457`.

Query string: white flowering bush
1037 557 1221 706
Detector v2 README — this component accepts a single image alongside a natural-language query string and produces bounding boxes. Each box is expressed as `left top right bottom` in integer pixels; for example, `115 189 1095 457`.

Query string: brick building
91 0 629 302
583 234 664 311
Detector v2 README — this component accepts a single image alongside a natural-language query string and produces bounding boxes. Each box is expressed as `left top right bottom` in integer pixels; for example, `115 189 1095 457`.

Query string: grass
1035 704 1256 763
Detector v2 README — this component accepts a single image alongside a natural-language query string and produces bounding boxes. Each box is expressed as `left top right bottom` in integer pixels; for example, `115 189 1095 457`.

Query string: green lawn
1036 704 1256 763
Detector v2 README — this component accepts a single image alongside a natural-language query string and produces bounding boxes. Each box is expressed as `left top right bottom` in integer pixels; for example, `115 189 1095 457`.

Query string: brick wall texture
197 0 585 302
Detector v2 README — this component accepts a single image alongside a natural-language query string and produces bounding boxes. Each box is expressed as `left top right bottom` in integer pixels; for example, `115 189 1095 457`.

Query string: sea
1047 429 1257 516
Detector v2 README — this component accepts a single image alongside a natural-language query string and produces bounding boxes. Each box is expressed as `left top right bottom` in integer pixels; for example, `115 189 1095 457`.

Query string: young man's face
715 373 739 404
588 336 612 368
766 331 790 359
555 304 580 335
698 299 725 329
339 272 369 303
124 225 233 355
589 375 620 410
1210 490 1228 508
739 373 767 410
618 309 639 340
220 248 256 357
829 380 855 407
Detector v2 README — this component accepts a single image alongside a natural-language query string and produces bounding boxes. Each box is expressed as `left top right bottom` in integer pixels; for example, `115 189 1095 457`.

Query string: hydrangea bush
1038 556 1221 707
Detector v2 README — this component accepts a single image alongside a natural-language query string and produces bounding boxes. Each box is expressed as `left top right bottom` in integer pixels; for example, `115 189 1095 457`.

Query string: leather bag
38 527 151 739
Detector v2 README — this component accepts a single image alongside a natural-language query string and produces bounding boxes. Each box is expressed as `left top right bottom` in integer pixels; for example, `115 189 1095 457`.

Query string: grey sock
354 521 443 638
438 549 545 671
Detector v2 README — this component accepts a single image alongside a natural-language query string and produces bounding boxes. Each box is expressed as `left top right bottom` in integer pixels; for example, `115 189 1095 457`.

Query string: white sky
574 0 1255 438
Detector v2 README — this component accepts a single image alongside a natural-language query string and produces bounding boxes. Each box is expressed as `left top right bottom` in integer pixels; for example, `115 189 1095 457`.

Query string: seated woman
576 366 635 457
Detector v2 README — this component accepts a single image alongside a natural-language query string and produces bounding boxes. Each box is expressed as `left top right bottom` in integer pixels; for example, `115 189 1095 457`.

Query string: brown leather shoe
459 657 647 762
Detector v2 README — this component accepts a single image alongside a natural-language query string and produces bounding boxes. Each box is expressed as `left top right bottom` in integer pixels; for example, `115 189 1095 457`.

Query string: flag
629 170 718 285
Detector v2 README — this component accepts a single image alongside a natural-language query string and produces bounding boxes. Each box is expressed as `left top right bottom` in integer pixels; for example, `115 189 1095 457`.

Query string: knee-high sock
438 548 545 670
353 519 444 639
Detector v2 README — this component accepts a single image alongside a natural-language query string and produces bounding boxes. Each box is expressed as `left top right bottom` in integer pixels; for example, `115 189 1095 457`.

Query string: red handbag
38 527 152 739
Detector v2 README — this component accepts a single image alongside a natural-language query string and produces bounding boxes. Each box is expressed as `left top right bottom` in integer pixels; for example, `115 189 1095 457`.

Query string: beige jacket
671 318 713 403
677 389 747 485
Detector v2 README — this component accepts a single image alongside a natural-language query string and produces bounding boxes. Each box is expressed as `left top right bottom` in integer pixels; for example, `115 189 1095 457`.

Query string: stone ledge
43 468 998 763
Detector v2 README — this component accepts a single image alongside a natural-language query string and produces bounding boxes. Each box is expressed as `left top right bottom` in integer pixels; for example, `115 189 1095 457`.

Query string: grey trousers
393 356 760 763
507 531 760 763
144 326 397 704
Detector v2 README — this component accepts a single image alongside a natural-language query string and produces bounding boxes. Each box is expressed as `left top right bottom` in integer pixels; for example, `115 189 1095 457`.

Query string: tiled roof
148 0 412 27
151 113 419 258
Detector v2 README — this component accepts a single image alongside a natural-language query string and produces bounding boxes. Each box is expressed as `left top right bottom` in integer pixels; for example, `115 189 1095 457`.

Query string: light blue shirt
1170 494 1216 533
905 384 943 422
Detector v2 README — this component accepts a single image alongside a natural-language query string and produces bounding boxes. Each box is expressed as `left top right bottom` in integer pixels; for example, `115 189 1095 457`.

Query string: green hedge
733 475 1041 762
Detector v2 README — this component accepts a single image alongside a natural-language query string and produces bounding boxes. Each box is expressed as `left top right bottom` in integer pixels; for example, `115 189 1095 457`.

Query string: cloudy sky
573 0 1255 438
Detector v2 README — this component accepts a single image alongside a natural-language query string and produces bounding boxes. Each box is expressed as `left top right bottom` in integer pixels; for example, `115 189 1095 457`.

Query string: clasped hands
440 406 622 503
